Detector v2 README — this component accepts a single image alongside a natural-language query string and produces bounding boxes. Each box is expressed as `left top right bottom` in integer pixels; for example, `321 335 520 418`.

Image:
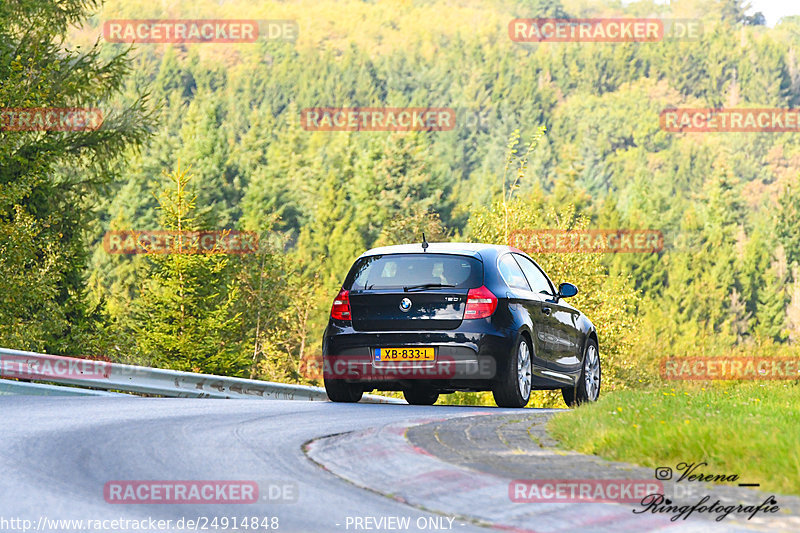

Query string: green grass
548 383 800 495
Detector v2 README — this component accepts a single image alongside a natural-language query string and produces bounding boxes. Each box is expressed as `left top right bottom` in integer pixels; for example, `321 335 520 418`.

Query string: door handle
541 306 552 316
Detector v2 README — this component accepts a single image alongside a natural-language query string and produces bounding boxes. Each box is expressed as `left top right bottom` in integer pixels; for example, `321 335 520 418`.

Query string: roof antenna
421 233 429 251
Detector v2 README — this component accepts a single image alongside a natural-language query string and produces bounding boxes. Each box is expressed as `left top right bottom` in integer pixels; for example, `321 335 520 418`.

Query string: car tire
492 336 532 408
562 338 601 407
403 388 439 406
324 378 363 403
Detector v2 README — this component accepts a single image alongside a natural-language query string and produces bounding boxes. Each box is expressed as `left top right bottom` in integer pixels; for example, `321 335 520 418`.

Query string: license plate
374 347 435 362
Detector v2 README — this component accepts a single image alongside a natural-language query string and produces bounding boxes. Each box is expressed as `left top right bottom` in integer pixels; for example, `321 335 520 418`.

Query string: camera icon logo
655 467 673 480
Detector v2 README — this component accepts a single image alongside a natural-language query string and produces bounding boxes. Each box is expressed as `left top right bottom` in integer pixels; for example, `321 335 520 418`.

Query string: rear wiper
403 283 455 292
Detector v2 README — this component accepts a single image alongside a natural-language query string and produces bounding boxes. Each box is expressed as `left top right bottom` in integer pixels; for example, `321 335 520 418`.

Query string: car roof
358 242 522 260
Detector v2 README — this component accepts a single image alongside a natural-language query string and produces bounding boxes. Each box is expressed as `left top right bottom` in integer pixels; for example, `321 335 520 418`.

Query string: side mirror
558 282 578 299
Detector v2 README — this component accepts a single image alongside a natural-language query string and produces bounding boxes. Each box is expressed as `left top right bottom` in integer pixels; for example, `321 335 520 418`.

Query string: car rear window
345 254 483 290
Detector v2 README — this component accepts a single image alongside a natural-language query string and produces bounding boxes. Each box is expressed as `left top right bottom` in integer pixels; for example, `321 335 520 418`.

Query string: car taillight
465 285 497 319
330 288 351 321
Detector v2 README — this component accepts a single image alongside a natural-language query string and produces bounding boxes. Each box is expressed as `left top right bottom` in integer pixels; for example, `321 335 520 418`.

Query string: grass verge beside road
548 383 800 495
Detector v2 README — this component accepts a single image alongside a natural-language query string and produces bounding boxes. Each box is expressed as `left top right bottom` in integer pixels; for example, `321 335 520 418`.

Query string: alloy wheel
583 344 600 401
517 341 532 399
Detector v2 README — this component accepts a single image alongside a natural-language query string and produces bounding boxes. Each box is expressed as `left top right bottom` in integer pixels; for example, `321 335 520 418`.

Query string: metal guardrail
0 347 404 404
0 378 125 397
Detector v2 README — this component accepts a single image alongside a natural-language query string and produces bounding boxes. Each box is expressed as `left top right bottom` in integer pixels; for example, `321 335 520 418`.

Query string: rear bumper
322 321 513 390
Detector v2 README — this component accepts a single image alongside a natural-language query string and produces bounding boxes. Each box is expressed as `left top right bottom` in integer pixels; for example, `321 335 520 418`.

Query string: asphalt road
2 398 797 533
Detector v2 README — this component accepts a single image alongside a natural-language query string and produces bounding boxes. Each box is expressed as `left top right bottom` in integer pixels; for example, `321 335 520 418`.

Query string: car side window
513 254 554 295
498 254 531 291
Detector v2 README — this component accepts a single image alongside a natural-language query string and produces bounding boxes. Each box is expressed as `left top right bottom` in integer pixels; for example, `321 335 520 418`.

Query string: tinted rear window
345 254 483 290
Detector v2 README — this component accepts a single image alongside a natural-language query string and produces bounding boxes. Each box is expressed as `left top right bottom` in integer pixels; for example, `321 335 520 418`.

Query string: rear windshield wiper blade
403 283 456 291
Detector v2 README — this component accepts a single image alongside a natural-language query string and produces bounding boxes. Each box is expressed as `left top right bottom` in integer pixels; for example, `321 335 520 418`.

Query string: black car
322 242 600 408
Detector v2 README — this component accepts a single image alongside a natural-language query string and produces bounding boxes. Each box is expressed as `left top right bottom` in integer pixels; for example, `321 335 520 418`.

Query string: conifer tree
131 165 249 376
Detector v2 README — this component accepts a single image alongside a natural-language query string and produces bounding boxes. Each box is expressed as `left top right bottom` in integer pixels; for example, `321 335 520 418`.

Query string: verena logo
661 108 800 133
510 229 663 254
0 354 111 380
104 481 259 504
661 357 800 380
300 354 495 380
510 18 663 42
509 479 663 503
102 20 297 43
102 230 258 255
0 108 103 131
300 107 456 132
